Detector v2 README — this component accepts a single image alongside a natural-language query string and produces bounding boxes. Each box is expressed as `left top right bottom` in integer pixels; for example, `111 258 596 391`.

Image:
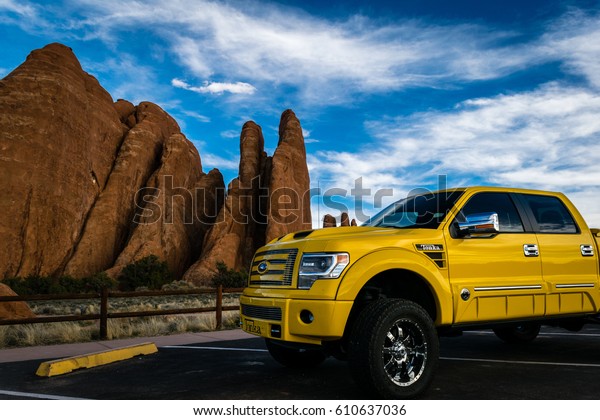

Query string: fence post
216 285 223 330
100 288 109 340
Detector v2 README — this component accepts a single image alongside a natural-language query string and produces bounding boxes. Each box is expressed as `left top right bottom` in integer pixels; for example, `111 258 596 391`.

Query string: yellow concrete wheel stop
36 342 158 377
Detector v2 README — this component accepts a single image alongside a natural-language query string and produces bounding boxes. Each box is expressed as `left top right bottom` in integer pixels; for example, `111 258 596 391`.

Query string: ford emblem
257 261 269 274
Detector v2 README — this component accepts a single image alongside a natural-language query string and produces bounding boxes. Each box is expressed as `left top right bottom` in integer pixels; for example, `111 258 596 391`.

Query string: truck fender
335 248 454 325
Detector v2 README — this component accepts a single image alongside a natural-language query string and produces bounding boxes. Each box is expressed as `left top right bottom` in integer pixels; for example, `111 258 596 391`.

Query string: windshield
363 190 464 229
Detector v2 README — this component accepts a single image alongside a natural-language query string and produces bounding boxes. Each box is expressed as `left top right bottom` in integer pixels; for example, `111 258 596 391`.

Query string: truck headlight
298 253 350 289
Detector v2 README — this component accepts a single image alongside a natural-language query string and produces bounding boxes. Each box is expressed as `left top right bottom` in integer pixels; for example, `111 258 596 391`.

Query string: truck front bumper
240 294 353 346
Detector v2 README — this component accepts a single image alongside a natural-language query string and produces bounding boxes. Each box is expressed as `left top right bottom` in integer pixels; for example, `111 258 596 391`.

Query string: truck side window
521 194 578 234
459 193 525 232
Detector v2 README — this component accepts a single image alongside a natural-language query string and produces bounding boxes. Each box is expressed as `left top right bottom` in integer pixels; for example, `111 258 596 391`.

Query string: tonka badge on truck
240 187 600 398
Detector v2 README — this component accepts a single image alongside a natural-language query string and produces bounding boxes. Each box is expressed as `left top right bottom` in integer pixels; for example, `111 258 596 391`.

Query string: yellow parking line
36 343 158 377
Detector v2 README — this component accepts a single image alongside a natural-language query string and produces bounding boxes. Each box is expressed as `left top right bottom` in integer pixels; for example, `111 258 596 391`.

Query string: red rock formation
193 168 226 254
183 111 312 285
340 212 357 226
114 99 137 128
323 214 337 227
106 132 224 279
0 43 124 278
0 43 224 281
0 284 35 320
265 110 312 242
340 212 350 226
0 43 313 286
184 122 269 283
65 101 173 278
323 213 357 228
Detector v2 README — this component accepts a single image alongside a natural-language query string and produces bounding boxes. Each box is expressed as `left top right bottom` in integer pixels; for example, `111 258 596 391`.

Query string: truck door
446 192 545 324
518 194 600 315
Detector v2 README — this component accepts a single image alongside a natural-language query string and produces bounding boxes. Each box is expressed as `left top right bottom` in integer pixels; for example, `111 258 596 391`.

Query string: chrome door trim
473 285 543 292
580 245 595 257
523 244 539 257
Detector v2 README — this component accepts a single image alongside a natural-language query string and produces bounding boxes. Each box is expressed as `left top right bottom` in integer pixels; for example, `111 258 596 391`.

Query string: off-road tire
348 298 439 399
265 338 327 368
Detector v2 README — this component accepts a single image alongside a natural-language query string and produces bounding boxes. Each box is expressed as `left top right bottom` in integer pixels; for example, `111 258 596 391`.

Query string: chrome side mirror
458 212 499 236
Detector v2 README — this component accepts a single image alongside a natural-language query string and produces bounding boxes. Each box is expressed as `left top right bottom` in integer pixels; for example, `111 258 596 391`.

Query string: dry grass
0 322 96 347
0 293 241 348
105 312 239 340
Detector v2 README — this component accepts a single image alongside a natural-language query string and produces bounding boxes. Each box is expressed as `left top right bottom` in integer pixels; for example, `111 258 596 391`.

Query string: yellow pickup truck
240 186 600 398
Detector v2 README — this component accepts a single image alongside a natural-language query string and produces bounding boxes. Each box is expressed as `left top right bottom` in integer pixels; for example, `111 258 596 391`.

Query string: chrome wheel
382 319 427 387
348 299 439 398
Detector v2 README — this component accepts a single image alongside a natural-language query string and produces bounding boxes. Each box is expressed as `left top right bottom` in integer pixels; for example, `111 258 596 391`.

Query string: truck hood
269 226 440 244
260 226 446 266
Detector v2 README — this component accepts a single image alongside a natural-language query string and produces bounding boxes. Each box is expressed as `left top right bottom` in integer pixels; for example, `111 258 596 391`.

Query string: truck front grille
241 304 282 321
249 248 298 287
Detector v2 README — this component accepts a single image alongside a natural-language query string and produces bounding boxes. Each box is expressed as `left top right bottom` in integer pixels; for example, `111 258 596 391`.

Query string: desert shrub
211 261 248 288
48 275 82 294
1 273 116 295
118 255 173 291
20 274 52 295
81 272 117 292
1 275 78 295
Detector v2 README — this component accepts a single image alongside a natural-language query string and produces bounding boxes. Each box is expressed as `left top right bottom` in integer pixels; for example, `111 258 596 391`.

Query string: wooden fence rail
0 285 245 340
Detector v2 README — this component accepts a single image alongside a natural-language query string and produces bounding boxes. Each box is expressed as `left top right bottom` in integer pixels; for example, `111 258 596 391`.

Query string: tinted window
458 193 524 232
522 194 578 233
364 190 464 229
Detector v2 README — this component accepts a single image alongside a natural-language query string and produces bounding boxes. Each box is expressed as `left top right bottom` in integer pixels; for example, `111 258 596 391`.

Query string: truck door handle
523 244 539 257
581 245 595 257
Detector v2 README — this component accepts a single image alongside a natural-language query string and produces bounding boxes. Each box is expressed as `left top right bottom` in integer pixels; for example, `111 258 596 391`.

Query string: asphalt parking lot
1 325 600 400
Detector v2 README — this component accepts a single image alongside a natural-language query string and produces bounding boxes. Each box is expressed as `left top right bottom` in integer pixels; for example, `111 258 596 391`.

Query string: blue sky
1 0 600 227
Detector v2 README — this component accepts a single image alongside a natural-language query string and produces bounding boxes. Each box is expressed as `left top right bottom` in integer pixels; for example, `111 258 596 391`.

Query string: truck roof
433 186 564 197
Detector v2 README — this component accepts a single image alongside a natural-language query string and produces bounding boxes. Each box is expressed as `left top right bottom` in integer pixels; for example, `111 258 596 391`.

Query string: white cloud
0 0 36 17
39 0 567 103
220 130 239 139
567 189 600 229
190 140 240 172
84 53 175 107
308 83 600 226
201 152 240 171
542 11 600 88
170 35 213 78
5 1 600 228
172 78 256 95
181 110 211 123
301 128 320 143
202 82 256 95
171 78 189 89
8 1 600 105
0 0 56 35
